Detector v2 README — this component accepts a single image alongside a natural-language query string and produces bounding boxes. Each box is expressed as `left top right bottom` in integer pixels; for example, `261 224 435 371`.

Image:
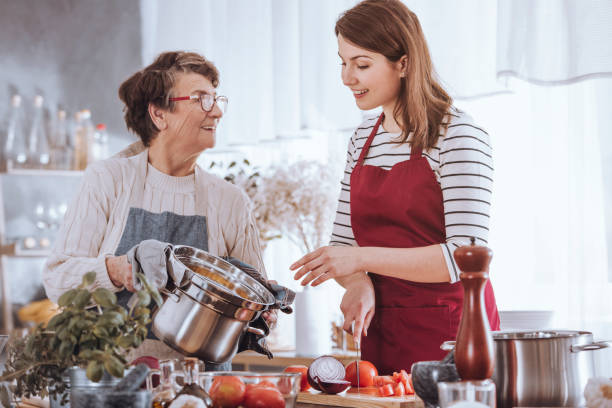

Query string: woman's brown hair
335 0 452 151
118 51 219 146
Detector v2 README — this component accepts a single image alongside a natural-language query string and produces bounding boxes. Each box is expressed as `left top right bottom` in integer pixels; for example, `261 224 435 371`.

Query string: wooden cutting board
297 387 424 408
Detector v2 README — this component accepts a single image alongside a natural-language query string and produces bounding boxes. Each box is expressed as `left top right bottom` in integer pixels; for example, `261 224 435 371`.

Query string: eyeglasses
169 93 228 113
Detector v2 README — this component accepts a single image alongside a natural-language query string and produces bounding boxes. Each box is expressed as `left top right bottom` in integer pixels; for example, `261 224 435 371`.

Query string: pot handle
160 288 180 303
247 327 266 336
571 341 612 352
441 340 456 351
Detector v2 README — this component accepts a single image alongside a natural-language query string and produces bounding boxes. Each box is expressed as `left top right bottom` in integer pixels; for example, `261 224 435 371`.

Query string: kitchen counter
296 388 423 408
232 350 424 407
232 349 358 371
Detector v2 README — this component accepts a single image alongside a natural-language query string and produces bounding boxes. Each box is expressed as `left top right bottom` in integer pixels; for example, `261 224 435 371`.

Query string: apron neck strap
356 114 384 167
356 114 423 164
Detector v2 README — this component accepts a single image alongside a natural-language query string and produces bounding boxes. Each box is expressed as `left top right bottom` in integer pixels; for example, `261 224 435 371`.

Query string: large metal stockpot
152 246 275 363
493 330 610 408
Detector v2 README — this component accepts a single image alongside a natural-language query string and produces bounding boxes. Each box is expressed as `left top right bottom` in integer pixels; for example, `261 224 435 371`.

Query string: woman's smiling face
338 34 403 112
164 72 223 153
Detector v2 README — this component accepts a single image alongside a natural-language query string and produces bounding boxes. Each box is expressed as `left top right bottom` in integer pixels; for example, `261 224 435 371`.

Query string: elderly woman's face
164 72 222 152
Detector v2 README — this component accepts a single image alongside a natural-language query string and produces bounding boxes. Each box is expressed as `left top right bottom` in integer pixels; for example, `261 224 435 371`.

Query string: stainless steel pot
442 330 610 407
152 246 275 363
493 330 609 408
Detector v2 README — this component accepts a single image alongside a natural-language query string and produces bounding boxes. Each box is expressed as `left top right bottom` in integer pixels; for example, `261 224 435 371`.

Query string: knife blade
356 336 360 392
352 321 360 392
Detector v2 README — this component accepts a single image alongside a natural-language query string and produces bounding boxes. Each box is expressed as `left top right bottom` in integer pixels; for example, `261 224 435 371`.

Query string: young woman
292 0 500 374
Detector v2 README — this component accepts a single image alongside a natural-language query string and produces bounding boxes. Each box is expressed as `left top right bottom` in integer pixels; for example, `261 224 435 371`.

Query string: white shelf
2 168 83 177
0 243 51 258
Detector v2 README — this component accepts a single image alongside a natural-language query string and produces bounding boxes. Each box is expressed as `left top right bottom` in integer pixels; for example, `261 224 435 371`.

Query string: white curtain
139 0 612 343
496 0 612 85
140 0 360 148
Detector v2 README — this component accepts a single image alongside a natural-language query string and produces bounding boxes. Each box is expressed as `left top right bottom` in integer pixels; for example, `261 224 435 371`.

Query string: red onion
307 356 350 394
316 378 351 394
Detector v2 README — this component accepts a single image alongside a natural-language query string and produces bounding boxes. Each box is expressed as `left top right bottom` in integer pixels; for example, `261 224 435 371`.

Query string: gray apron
113 160 231 371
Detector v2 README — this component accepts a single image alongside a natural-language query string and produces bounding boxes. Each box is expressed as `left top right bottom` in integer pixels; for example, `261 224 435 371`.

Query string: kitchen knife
356 336 360 391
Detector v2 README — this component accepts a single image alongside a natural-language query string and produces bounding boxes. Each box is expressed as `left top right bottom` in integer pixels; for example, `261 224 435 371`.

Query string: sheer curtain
139 0 612 343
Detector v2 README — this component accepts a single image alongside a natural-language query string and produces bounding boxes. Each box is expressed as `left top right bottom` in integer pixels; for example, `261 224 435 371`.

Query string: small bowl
199 371 301 408
411 361 460 408
70 389 151 408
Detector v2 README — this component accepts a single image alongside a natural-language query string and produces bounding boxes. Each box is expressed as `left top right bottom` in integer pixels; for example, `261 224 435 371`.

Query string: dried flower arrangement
259 160 338 254
210 159 338 254
209 159 282 250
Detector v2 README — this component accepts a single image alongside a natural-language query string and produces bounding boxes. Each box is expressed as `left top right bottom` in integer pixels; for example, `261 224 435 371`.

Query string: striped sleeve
439 118 493 282
329 132 358 247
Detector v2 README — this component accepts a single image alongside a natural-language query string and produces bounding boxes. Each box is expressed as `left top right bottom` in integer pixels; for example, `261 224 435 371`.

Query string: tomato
390 370 414 395
344 360 378 387
405 373 414 394
393 381 406 396
209 376 246 408
373 375 395 386
257 380 277 389
284 365 310 392
377 384 395 397
243 385 285 408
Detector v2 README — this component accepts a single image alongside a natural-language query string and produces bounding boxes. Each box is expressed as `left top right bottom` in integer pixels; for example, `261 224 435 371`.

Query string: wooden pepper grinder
453 237 494 380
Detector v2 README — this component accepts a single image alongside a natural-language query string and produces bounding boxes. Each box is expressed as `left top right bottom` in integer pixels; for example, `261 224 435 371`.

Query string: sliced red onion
307 355 347 392
316 378 351 394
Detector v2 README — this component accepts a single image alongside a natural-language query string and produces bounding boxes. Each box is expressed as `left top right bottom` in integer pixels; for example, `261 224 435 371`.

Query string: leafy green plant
0 271 162 404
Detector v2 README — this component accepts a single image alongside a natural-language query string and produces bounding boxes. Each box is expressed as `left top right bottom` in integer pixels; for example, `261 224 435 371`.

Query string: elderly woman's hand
106 255 135 291
261 279 279 329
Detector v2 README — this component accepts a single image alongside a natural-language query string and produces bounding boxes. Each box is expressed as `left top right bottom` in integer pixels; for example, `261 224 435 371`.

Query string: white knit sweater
43 145 265 302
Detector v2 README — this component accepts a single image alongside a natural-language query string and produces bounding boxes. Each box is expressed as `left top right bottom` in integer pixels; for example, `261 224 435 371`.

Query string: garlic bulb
167 394 208 408
584 377 612 408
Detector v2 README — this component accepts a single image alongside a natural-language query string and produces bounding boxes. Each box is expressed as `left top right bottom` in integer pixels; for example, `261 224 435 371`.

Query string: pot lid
493 330 592 340
172 245 276 309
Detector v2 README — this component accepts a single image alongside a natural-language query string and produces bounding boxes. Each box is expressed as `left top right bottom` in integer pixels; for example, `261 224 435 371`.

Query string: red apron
351 114 500 375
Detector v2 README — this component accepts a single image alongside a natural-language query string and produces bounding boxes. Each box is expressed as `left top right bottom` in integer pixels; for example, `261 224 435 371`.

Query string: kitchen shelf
1 168 84 334
2 168 83 177
0 243 51 258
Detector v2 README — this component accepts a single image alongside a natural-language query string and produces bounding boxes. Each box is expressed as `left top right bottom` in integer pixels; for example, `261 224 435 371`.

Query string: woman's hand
261 280 279 329
106 255 134 291
341 274 376 345
290 246 363 286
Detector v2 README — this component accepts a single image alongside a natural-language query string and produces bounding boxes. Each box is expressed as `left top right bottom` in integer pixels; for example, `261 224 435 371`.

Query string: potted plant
0 271 162 406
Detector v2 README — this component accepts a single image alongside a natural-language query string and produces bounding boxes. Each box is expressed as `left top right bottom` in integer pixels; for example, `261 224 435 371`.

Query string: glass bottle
170 358 212 407
50 110 72 170
91 123 109 162
2 94 28 170
149 359 181 408
28 95 51 169
74 109 93 170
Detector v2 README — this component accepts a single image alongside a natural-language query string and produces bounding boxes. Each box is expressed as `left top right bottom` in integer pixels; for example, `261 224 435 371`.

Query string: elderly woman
43 51 273 370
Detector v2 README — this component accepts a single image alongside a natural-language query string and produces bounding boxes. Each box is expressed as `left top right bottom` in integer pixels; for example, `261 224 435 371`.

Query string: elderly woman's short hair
118 51 219 146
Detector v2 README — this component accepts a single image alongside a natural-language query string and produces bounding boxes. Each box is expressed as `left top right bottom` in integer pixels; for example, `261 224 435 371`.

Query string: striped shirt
330 107 492 283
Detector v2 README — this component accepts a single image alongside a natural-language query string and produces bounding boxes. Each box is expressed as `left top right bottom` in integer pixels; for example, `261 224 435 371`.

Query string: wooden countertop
296 388 423 408
232 349 358 370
